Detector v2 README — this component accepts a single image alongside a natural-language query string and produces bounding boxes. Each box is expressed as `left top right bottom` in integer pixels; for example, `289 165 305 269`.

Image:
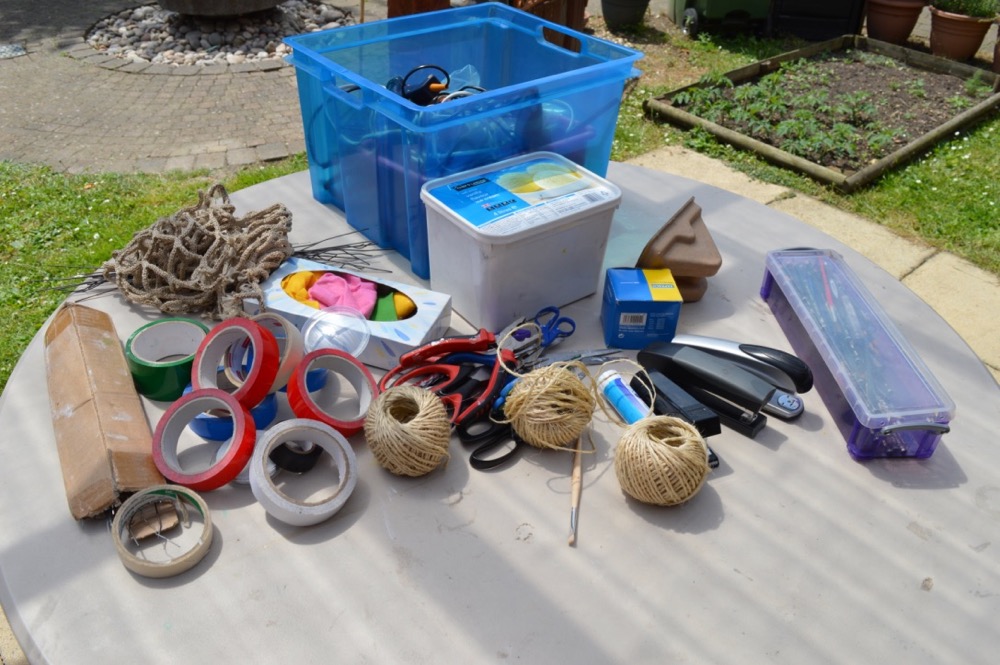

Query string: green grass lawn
2 56 998 392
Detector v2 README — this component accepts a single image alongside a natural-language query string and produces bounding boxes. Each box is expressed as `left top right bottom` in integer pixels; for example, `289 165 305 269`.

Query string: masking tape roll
192 318 279 408
183 385 278 442
249 418 358 526
111 485 213 578
286 349 378 437
153 388 257 491
125 318 210 401
224 312 304 393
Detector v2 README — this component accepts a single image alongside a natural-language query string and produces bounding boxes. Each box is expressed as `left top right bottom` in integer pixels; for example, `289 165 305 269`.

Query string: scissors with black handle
456 406 524 470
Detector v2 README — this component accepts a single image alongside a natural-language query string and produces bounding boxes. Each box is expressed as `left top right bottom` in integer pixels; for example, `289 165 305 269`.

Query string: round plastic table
1 164 997 664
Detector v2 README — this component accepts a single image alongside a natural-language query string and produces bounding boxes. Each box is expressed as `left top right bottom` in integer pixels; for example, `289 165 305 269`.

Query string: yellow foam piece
393 291 416 319
281 270 322 309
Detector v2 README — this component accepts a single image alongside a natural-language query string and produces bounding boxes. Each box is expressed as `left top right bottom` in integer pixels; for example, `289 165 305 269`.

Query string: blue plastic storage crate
285 2 642 278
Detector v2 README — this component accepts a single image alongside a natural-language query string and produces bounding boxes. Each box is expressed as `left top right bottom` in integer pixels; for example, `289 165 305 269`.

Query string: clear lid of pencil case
764 248 955 430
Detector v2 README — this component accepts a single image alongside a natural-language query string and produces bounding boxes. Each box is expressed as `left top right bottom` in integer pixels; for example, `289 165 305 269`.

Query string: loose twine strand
364 385 451 477
100 184 293 320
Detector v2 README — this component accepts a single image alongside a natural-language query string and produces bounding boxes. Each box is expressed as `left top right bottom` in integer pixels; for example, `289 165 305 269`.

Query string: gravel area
85 0 355 67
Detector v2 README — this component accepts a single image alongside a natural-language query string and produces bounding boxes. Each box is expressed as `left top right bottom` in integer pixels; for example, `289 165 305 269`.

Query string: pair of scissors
534 306 575 349
456 407 524 470
381 346 516 427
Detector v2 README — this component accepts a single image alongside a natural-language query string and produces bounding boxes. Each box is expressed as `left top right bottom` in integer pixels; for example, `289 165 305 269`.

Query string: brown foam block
674 275 709 303
635 196 723 278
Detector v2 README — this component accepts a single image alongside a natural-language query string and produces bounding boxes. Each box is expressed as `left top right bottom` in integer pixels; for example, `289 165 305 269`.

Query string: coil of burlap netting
100 184 293 320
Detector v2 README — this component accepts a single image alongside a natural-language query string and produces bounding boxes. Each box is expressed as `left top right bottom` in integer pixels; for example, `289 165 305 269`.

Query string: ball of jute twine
492 322 598 452
364 385 451 477
614 415 710 506
501 360 597 451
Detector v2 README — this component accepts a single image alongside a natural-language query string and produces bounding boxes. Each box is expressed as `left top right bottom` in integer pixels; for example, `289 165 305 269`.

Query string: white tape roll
111 485 213 578
225 312 304 393
249 419 358 526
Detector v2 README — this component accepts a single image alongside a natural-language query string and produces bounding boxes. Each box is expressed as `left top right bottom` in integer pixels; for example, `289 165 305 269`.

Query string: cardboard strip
43 304 164 519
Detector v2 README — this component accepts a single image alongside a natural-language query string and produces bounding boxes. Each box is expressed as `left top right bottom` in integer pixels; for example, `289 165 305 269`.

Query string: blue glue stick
598 370 648 425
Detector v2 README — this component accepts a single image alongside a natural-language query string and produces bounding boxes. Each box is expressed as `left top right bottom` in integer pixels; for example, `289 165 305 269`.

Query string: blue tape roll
281 367 328 393
183 384 279 441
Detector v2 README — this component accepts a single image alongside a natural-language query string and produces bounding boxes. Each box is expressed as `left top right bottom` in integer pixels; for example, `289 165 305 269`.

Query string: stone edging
62 38 289 75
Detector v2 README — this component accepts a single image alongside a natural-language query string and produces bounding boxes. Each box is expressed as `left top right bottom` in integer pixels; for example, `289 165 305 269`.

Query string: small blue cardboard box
601 268 683 349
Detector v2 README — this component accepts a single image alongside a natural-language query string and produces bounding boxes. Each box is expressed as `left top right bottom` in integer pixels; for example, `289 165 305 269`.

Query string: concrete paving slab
769 194 936 280
627 145 789 205
0 603 27 665
902 253 1000 384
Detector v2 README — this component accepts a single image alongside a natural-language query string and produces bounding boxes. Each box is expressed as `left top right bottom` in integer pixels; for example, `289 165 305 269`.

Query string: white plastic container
420 152 622 331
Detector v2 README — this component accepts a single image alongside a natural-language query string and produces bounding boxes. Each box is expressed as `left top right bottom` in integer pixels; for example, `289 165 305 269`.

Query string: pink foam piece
307 273 377 317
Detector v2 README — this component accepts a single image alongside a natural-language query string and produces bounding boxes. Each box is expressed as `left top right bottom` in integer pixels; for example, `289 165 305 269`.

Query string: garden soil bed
644 35 1000 191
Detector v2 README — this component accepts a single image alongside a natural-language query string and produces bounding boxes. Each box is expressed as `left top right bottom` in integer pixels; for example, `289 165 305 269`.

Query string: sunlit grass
0 157 306 390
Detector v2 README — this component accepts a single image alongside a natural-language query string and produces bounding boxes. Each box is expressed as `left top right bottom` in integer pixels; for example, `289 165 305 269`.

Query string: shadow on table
858 443 967 490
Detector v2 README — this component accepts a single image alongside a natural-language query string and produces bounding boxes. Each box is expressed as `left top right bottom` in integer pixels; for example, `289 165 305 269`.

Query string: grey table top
2 163 997 664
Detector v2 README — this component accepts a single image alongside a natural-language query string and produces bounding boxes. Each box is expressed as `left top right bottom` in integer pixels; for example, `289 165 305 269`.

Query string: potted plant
928 0 999 60
865 1 928 46
601 0 650 30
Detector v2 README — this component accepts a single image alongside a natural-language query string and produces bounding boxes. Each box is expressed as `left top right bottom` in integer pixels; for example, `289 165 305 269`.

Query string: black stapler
630 369 721 468
637 342 776 438
670 334 812 420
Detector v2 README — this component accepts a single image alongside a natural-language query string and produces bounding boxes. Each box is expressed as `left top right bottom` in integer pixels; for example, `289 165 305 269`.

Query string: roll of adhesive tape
214 431 278 485
280 367 328 394
192 318 279 408
153 388 257 491
250 419 358 526
286 349 378 437
268 440 323 474
182 385 278 442
125 318 210 401
225 312 304 393
111 485 213 578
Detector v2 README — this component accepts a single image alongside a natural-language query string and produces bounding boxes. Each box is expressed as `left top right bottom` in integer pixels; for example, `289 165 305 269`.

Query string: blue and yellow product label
429 156 617 233
601 267 683 349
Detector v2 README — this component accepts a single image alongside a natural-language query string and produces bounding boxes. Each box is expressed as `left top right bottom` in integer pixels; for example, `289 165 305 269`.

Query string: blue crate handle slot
323 80 366 111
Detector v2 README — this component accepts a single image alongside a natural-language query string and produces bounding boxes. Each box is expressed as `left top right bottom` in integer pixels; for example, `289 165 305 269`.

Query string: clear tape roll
286 348 378 437
153 388 257 491
192 318 279 408
249 419 358 526
111 485 213 578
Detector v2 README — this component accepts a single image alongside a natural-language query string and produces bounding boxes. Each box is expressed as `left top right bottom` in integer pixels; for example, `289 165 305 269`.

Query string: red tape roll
153 388 257 491
192 318 279 408
287 349 378 437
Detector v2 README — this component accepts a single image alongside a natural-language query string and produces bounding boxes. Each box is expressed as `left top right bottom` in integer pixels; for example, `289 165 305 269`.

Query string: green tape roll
125 317 210 401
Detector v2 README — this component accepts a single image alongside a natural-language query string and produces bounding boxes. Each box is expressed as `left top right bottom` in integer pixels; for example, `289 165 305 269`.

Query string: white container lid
420 152 622 243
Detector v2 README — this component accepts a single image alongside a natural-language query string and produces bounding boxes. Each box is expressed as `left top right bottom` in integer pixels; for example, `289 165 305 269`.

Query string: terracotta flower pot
929 6 995 61
865 0 928 45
